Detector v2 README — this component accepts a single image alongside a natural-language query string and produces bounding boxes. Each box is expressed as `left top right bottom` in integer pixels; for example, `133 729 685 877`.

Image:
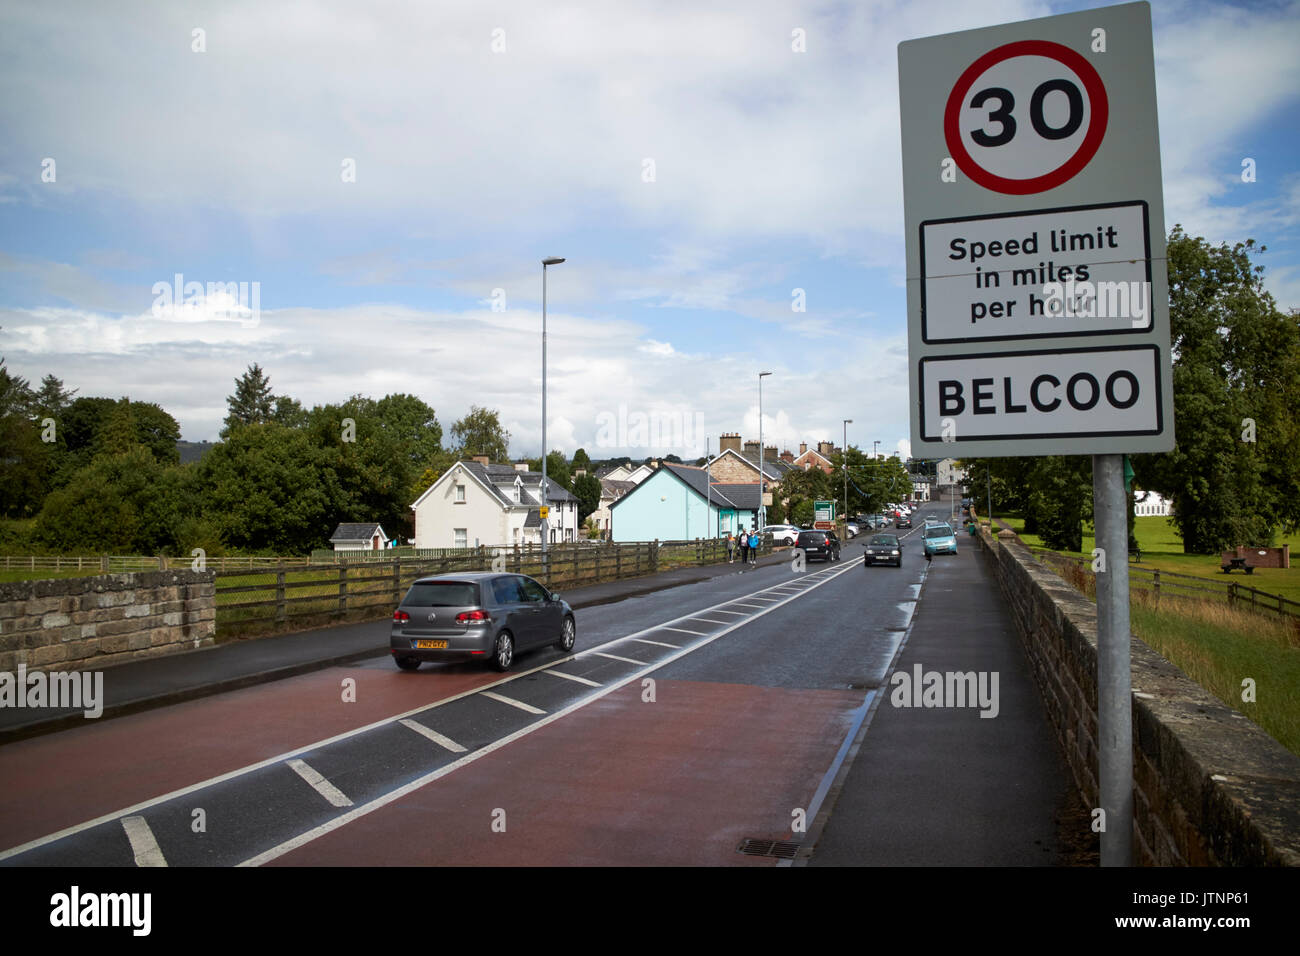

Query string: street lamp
758 371 772 529
873 439 880 460
842 419 852 525
541 256 565 555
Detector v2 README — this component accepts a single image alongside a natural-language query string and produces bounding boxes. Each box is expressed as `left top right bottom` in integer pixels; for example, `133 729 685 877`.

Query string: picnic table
1221 556 1254 574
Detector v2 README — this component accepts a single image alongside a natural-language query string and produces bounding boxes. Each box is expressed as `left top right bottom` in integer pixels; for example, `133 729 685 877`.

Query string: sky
1 0 1297 464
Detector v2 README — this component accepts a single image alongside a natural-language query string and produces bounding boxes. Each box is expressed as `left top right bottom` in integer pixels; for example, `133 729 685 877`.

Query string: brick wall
978 526 1300 866
0 570 216 674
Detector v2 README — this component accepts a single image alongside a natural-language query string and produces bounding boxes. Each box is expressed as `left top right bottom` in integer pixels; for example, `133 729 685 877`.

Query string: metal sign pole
1094 453 1133 865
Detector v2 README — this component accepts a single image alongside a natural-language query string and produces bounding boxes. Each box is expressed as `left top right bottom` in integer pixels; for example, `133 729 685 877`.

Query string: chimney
744 440 760 454
780 449 794 463
473 455 490 466
799 442 807 456
818 440 834 457
719 432 742 454
765 445 776 460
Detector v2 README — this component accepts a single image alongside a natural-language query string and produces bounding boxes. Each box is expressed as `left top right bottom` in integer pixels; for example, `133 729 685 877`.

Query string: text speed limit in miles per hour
946 39 1108 195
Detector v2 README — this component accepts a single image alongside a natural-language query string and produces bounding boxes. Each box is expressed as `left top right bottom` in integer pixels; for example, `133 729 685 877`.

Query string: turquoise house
609 463 761 542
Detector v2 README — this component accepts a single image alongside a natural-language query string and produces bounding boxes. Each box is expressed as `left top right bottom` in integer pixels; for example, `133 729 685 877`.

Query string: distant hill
177 440 216 464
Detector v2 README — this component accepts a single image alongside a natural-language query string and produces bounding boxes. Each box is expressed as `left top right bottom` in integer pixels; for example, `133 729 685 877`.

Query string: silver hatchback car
390 572 576 672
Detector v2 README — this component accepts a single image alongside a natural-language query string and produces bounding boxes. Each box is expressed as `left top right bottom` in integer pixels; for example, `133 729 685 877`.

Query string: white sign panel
922 201 1151 342
919 346 1164 441
899 2 1173 458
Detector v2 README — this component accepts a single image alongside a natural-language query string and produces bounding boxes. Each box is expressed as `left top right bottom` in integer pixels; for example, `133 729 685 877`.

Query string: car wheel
556 615 576 653
394 656 420 671
491 631 515 672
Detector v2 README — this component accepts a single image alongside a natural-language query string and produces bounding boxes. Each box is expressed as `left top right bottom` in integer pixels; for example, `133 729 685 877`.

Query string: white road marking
592 652 645 665
690 617 730 625
121 816 167 868
481 691 546 715
708 609 747 616
399 719 468 753
287 759 353 808
239 558 864 867
660 625 708 636
0 557 866 862
628 638 680 649
543 669 601 687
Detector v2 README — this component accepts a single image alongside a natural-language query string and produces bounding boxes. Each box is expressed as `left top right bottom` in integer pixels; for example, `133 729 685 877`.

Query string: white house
936 458 967 488
411 459 580 548
1133 490 1174 516
329 522 389 552
597 461 657 484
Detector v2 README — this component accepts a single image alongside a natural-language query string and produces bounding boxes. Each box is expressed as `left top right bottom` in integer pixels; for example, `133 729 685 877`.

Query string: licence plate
415 640 448 649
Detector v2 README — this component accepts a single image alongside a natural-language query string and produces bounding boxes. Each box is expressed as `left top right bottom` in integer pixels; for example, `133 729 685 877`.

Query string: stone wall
978 525 1300 866
0 570 216 674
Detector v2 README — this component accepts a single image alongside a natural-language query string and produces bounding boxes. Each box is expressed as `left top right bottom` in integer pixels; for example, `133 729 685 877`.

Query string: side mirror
550 592 561 603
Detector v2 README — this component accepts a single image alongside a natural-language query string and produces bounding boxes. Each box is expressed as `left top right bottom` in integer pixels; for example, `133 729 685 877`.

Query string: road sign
900 1 1173 457
814 500 836 522
813 521 835 531
539 506 549 520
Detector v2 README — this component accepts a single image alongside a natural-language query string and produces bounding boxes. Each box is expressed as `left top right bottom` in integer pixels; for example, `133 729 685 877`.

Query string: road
0 510 1070 866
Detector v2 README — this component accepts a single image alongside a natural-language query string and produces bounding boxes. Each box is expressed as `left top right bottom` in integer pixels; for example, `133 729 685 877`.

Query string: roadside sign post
900 2 1171 865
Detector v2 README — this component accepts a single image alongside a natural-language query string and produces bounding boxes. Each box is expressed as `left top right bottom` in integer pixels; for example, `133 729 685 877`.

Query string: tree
223 363 275 436
572 472 602 523
34 374 76 418
0 358 48 517
527 450 571 491
1132 228 1300 552
572 448 592 473
451 405 511 463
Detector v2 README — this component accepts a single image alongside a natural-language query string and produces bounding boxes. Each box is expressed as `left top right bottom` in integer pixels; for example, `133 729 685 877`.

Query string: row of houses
330 436 950 551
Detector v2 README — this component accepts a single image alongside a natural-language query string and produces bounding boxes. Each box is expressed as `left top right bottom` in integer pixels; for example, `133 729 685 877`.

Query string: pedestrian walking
727 532 735 563
748 530 759 564
737 527 748 564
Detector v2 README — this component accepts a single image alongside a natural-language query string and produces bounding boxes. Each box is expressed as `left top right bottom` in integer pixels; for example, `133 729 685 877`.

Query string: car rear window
402 582 480 607
797 532 828 544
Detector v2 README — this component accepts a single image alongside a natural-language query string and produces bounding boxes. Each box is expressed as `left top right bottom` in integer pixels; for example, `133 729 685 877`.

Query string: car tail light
393 611 409 623
456 610 490 624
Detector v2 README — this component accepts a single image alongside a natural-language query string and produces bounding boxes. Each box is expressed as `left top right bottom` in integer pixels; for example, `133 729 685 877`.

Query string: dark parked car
390 572 575 672
795 529 841 562
895 514 913 529
863 533 903 567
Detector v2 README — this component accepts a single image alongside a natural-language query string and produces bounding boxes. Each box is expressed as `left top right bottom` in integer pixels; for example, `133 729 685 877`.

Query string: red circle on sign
944 39 1108 195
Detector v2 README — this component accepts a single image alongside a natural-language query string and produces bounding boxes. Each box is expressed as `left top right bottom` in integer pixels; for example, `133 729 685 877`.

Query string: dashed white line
730 602 767 609
287 759 353 808
481 691 546 715
709 609 747 616
399 719 468 753
543 669 602 687
629 638 680 649
660 625 708 636
592 651 645 665
122 816 167 868
690 617 730 625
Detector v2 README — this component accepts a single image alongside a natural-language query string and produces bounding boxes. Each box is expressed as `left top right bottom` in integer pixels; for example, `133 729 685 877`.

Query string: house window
455 484 465 503
454 528 467 548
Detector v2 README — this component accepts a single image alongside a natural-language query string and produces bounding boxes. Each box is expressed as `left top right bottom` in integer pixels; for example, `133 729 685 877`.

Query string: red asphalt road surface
269 680 862 867
0 664 500 851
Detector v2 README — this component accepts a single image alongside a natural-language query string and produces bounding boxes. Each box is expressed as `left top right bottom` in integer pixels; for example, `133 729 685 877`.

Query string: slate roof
457 460 577 506
330 522 385 542
611 463 760 512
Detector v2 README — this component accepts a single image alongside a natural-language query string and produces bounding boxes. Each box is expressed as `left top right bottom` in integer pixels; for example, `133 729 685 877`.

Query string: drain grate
737 838 801 859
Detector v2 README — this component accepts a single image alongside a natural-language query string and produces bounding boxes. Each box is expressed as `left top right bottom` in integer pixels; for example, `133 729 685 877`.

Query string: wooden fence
1027 546 1300 622
212 536 771 631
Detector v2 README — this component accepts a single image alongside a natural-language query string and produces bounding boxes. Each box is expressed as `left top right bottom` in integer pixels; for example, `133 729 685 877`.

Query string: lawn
995 514 1300 605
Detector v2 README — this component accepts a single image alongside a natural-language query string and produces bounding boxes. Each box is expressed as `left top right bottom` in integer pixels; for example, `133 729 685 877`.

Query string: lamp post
842 419 852 525
541 256 565 555
873 440 880 460
758 371 772 529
